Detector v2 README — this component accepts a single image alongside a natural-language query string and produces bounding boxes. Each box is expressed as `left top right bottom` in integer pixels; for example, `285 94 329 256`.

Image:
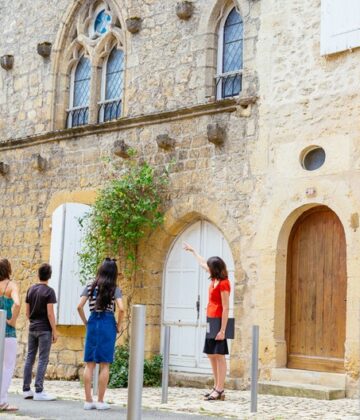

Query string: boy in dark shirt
22 263 57 401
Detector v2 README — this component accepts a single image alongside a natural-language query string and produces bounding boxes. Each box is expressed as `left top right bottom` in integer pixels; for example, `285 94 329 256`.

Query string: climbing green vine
78 156 169 284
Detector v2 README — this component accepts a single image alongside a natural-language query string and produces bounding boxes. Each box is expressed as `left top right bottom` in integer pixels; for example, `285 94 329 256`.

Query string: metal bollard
93 363 100 396
127 305 146 420
161 325 170 404
0 310 7 398
250 325 259 413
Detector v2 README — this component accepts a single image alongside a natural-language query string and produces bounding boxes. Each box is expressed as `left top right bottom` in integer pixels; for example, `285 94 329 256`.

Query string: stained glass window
74 57 91 107
68 56 91 127
221 8 243 98
94 9 111 35
105 48 124 101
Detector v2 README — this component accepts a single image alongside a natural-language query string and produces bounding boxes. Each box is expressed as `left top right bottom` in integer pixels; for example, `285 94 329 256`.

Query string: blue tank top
0 282 16 338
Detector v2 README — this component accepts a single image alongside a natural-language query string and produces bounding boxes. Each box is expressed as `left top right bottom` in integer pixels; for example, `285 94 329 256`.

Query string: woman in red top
183 242 230 401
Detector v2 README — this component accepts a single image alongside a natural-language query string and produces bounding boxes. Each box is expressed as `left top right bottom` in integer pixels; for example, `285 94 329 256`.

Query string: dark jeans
23 331 52 393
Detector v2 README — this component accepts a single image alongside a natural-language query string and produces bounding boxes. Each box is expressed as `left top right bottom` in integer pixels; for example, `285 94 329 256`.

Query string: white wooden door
163 221 235 373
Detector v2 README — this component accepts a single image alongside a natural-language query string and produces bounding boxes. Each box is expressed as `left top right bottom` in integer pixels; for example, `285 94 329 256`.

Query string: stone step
258 380 345 400
271 368 346 388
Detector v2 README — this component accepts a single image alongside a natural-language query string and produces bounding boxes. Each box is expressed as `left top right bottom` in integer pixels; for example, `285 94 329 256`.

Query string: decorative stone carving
176 1 194 20
156 134 176 150
37 42 52 58
0 55 14 70
126 17 142 34
33 154 47 171
113 140 130 158
0 162 9 175
207 123 226 146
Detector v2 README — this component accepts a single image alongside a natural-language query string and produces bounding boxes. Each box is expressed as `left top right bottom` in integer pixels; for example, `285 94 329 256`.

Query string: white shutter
321 0 360 55
49 205 65 321
49 203 90 325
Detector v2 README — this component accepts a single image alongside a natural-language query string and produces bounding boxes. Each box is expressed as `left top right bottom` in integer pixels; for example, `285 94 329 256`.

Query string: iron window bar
66 106 89 128
98 98 122 123
215 69 243 100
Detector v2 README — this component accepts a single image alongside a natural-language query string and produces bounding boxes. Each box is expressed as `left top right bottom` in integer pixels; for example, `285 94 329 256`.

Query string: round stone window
301 147 326 171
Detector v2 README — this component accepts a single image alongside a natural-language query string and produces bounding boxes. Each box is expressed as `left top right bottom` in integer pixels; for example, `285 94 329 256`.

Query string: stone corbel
156 134 176 150
0 162 9 175
126 17 142 34
113 140 130 158
37 42 52 58
33 154 47 171
0 55 14 70
207 123 226 146
176 1 194 20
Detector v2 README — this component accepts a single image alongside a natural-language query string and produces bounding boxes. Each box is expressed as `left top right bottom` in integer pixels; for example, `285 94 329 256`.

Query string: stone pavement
7 379 360 419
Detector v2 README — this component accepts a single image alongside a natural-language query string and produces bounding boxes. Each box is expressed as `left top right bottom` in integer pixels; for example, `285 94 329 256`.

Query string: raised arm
183 242 210 273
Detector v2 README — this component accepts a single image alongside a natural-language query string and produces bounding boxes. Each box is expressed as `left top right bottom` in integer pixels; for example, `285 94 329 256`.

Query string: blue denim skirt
84 312 117 363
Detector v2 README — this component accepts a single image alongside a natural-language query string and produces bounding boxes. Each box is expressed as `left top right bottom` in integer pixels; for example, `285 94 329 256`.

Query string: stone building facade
0 0 359 397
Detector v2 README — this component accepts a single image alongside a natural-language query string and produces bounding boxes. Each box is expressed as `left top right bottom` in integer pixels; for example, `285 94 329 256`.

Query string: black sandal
205 389 225 401
204 387 215 398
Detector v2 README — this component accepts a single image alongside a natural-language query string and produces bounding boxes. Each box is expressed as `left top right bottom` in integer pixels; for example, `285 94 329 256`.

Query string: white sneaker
96 402 110 410
23 390 34 399
84 402 96 410
33 391 56 401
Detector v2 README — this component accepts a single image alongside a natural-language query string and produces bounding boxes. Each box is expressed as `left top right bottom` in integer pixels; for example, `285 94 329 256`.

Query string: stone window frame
52 0 126 130
216 4 244 100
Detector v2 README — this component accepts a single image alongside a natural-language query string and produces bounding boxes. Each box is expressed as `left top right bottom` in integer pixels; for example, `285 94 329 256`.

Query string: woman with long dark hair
77 258 124 410
183 242 230 401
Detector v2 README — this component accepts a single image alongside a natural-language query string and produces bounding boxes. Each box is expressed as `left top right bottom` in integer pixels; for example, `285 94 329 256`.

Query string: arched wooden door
286 206 347 373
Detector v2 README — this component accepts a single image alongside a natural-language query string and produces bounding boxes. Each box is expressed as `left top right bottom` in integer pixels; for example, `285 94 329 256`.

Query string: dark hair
39 263 52 281
0 259 11 281
207 256 228 280
91 258 118 311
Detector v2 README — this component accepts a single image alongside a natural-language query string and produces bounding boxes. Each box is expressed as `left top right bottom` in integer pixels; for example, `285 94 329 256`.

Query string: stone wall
0 0 359 396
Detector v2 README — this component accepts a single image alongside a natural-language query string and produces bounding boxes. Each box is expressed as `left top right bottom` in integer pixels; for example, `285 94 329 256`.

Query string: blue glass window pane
223 8 243 73
94 10 111 35
74 57 91 107
105 49 124 100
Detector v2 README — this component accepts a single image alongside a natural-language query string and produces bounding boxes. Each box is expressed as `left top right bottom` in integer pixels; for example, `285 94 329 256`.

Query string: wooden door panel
286 207 346 372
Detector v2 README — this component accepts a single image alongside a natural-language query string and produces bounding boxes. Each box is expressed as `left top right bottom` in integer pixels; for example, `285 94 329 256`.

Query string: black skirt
203 338 229 355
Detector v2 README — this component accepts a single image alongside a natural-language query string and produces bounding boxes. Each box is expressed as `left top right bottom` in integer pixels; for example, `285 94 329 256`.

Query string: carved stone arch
94 31 124 66
50 0 127 130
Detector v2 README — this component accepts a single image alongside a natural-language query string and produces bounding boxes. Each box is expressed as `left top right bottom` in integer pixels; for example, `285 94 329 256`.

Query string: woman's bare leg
98 363 110 403
216 355 227 391
83 362 96 402
207 354 218 388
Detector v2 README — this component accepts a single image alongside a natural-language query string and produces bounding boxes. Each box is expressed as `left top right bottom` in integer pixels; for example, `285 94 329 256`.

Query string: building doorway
286 206 347 373
162 220 235 373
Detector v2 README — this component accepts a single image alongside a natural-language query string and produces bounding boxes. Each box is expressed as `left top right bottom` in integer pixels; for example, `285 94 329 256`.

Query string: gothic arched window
59 1 125 129
216 7 243 99
98 47 124 123
67 56 91 128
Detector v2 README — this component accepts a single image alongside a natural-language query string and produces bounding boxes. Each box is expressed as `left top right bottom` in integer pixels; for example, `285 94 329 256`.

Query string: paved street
6 379 360 419
2 394 217 420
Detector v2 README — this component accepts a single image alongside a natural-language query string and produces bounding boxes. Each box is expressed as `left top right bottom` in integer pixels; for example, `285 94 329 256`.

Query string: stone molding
0 98 243 150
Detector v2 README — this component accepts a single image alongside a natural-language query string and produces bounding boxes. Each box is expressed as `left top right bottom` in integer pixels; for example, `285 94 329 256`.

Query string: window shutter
49 203 90 325
49 205 65 322
321 0 360 55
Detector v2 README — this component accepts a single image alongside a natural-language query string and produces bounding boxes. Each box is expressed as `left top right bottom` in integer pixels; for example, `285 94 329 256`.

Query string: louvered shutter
49 203 90 325
321 0 360 55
